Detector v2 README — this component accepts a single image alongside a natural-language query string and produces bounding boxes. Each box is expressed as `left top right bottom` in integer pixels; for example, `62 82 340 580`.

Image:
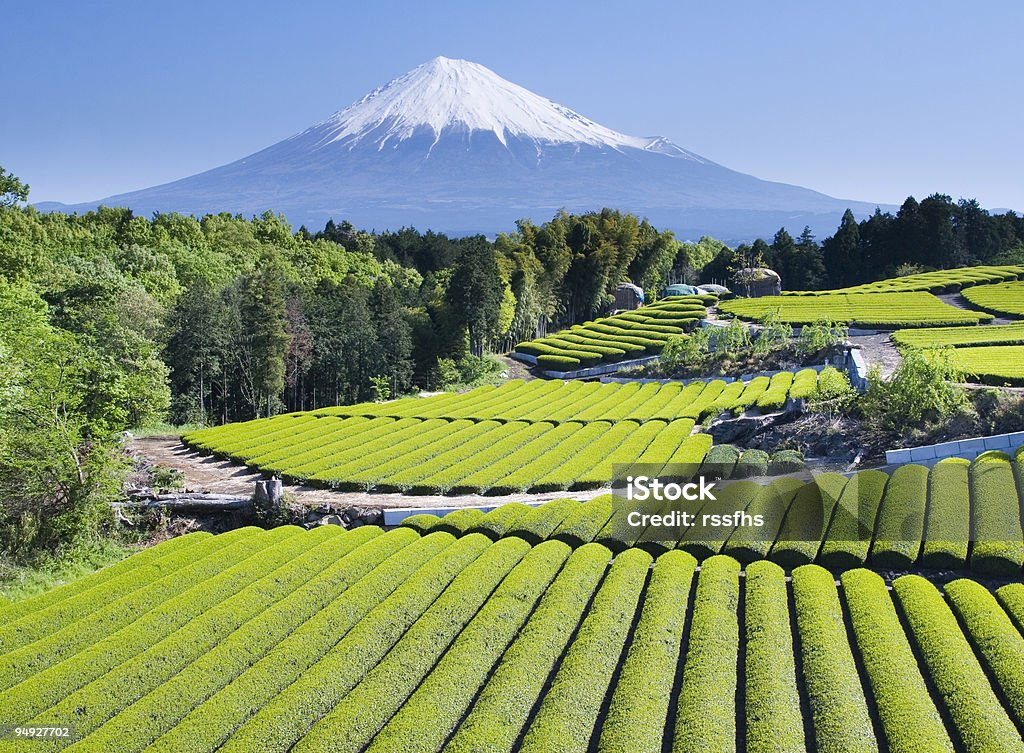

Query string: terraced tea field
513 295 712 372
182 374 817 494
946 345 1024 385
961 279 1024 318
404 447 1024 576
892 322 1024 349
720 291 994 328
5 526 1024 753
785 263 1024 295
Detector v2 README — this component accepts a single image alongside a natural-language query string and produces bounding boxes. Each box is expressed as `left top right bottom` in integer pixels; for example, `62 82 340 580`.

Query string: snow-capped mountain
311 56 702 157
38 57 883 239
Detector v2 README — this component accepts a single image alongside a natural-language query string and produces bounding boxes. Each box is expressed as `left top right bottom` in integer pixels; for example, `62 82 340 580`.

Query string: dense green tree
822 209 861 287
368 279 415 396
0 165 29 207
0 281 125 556
234 256 290 417
165 278 230 424
447 237 503 356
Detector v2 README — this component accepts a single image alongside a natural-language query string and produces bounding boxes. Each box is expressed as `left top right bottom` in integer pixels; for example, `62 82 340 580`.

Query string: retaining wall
885 430 1024 465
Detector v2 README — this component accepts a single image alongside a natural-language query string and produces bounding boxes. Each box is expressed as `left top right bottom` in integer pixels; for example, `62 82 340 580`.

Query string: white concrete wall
885 431 1024 465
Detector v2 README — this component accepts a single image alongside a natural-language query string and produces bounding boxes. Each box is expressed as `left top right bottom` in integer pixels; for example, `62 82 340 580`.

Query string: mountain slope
38 57 883 239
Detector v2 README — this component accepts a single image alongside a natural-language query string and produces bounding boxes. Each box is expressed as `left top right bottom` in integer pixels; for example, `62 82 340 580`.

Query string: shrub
768 449 806 475
213 534 505 753
744 561 805 753
714 318 753 354
808 366 857 418
791 564 877 753
819 469 890 570
444 544 611 753
969 456 1024 575
752 310 794 355
861 348 967 433
947 578 1024 729
519 548 652 753
841 569 954 752
536 354 583 371
921 459 970 569
48 527 433 752
597 550 697 753
796 318 848 356
893 575 1024 753
672 556 740 753
870 464 929 569
321 540 567 753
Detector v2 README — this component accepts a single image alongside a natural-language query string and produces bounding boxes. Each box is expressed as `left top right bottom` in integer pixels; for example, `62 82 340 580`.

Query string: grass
0 539 140 605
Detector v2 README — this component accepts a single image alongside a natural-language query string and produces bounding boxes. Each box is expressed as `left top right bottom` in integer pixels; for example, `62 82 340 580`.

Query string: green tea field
961 280 1024 318
719 291 993 328
404 446 1024 576
4 526 1024 753
182 374 817 493
513 295 712 372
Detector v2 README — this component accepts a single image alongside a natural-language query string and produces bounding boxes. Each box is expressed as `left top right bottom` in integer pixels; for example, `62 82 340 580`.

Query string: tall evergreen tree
447 237 503 356
822 209 861 287
236 256 290 417
369 279 415 396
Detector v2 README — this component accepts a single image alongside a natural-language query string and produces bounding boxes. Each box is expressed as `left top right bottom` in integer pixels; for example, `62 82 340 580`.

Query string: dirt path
499 354 539 381
937 292 1017 324
130 436 605 510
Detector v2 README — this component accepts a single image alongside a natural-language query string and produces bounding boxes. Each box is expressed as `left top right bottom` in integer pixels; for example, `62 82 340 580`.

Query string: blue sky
3 0 1022 210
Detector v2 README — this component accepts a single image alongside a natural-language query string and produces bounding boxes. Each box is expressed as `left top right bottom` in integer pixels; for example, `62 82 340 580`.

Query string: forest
2 159 1024 558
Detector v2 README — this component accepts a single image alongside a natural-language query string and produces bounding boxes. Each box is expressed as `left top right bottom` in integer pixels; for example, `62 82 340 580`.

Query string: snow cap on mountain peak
313 56 692 155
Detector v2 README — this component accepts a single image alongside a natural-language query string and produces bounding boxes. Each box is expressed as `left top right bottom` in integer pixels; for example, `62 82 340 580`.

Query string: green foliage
796 317 848 356
947 578 1024 730
673 555 740 753
714 317 752 354
722 291 992 328
445 543 610 753
818 469 890 570
920 459 970 569
744 561 805 753
0 281 142 558
969 457 1024 575
0 526 325 722
842 569 954 753
516 299 706 373
961 279 1024 317
870 464 929 569
792 564 878 753
519 547 650 753
9 527 1024 751
807 365 857 417
598 549 696 753
893 322 1024 349
861 348 967 433
0 165 29 207
355 541 569 753
752 309 793 354
368 375 391 402
75 527 431 753
894 575 1024 753
661 327 710 367
945 344 1024 386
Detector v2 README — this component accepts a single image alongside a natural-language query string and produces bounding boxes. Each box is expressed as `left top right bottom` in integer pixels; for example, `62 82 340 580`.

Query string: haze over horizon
3 0 1022 214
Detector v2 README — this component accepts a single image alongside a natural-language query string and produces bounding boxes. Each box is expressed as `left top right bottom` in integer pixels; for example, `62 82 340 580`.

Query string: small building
733 268 782 298
614 282 645 310
665 283 701 297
